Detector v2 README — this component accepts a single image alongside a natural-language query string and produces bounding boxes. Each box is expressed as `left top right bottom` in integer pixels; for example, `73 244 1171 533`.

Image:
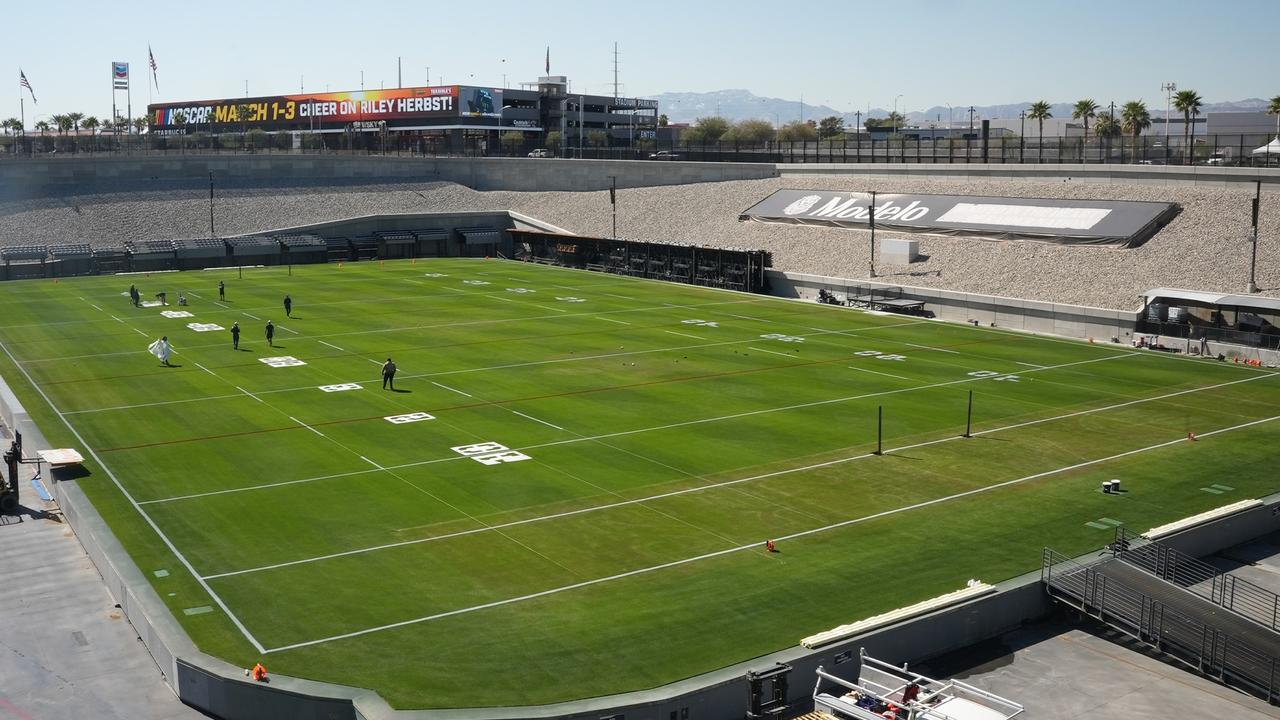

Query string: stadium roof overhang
1141 288 1280 313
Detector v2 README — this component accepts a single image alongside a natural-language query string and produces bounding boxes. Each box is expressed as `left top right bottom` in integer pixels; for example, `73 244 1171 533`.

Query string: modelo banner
740 189 1179 247
149 85 463 129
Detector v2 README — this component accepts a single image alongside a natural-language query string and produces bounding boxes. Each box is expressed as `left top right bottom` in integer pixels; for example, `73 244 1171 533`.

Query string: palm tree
34 120 50 135
82 116 100 151
1268 95 1280 140
1 118 18 136
1121 100 1151 162
1026 101 1052 162
67 111 84 132
52 114 71 135
1072 99 1099 162
1172 90 1202 164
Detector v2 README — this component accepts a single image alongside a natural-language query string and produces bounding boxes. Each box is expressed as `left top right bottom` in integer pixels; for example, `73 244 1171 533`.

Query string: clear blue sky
5 0 1278 124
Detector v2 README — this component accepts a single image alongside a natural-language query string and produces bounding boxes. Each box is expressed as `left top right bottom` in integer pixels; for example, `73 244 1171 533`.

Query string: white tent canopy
1252 137 1280 156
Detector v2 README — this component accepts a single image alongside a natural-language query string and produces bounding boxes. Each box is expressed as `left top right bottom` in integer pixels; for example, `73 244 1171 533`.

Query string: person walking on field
283 294 292 318
148 336 174 367
129 284 140 307
231 321 241 350
381 358 397 390
218 280 226 301
265 320 275 347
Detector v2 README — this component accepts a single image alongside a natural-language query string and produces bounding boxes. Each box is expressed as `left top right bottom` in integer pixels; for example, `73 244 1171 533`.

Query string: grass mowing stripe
200 370 1270 579
0 334 268 654
259 412 1280 653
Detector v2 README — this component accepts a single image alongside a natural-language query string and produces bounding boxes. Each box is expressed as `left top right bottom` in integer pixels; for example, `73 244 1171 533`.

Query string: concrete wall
771 270 1139 343
778 162 1280 188
0 155 777 200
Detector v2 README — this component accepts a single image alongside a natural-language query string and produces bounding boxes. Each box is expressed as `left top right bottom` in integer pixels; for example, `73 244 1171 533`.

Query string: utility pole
1161 82 1175 162
425 67 430 85
1019 111 1026 163
868 190 877 277
968 105 976 133
398 57 402 88
609 175 617 240
1248 180 1261 293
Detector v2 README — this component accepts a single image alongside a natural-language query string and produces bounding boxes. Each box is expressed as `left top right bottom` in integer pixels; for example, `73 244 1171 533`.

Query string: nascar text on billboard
150 86 460 128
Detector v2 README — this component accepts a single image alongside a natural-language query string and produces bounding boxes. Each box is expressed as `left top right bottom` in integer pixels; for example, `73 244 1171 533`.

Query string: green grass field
1 258 1278 709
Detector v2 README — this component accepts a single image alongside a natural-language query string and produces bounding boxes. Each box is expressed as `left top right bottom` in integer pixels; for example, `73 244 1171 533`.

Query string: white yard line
236 386 265 403
243 312 262 320
747 345 801 359
723 313 767 322
133 328 148 337
260 412 1280 654
318 340 346 352
0 336 267 654
603 293 634 301
89 304 104 312
597 317 631 325
201 367 1270 579
846 365 912 381
361 456 385 470
277 324 299 335
485 295 516 303
1017 361 1047 368
431 381 473 398
290 416 326 438
665 330 705 340
508 409 566 431
110 315 125 324
213 301 230 308
194 363 218 378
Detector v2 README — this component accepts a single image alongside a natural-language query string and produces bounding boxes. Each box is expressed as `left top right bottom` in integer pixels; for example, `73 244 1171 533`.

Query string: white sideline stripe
665 330 704 340
748 346 800 359
261 413 1280 654
603 293 634 300
431 381 472 398
509 409 566 431
318 340 346 352
847 365 911 381
290 416 326 438
200 370 1271 579
243 313 262 320
1017 362 1047 368
237 386 265 403
597 317 631 325
0 336 267 654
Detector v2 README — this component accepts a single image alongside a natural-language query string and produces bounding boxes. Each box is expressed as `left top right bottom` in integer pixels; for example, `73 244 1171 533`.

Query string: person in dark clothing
381 358 397 390
129 285 140 307
265 320 275 347
218 280 226 301
283 294 292 318
231 321 241 350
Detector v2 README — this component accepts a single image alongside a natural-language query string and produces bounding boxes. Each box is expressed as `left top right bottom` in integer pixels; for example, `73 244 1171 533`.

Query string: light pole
425 67 430 85
1019 111 1026 163
893 95 903 134
1161 82 1175 151
968 106 976 133
868 190 877 277
1248 180 1261 293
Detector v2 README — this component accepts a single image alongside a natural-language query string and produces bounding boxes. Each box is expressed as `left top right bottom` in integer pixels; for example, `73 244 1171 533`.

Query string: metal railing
1112 527 1280 632
1043 547 1280 704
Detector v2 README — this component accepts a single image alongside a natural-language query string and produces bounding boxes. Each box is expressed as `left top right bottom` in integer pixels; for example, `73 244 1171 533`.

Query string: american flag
19 69 36 104
148 45 159 91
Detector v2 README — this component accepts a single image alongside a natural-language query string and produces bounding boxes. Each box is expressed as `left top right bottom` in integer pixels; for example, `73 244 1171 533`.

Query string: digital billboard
149 85 462 131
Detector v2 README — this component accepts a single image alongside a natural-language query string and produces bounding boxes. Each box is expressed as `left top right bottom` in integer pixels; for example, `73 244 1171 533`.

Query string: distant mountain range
645 89 1272 126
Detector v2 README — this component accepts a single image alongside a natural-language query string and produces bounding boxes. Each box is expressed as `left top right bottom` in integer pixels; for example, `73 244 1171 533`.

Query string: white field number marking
186 322 224 332
854 350 908 361
507 287 535 294
760 333 803 343
385 412 435 424
423 273 448 277
463 280 490 286
969 370 1020 382
162 310 194 318
682 319 719 327
260 356 306 368
449 441 531 465
319 383 362 392
556 296 586 303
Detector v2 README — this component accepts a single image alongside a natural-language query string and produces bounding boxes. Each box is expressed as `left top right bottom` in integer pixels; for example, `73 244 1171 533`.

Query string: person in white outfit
148 336 174 367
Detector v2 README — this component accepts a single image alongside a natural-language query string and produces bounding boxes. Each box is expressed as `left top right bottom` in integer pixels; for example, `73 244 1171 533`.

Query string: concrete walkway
0 426 207 720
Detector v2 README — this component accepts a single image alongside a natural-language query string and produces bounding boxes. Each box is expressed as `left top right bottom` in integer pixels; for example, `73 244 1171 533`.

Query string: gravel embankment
1 176 1276 311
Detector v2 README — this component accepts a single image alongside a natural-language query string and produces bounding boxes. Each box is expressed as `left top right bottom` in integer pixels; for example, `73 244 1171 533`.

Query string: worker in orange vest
251 662 267 682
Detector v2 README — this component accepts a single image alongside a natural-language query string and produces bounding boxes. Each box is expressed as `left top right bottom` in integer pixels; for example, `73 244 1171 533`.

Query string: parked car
527 148 552 158
648 150 682 160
